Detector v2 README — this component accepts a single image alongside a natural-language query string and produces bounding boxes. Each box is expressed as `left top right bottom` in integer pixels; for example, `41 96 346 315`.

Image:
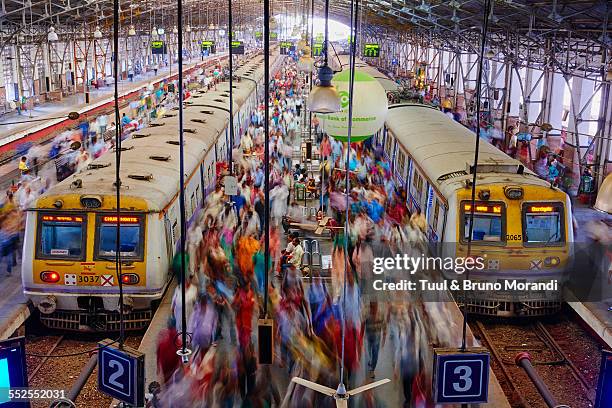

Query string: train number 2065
78 275 100 283
506 234 523 241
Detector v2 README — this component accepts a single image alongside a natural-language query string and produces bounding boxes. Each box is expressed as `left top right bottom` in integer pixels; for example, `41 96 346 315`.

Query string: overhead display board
201 40 216 54
231 41 245 55
363 43 380 57
280 41 294 55
151 41 166 55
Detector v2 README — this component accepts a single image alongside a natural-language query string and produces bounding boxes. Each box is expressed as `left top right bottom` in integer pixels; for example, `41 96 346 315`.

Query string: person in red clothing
157 321 181 384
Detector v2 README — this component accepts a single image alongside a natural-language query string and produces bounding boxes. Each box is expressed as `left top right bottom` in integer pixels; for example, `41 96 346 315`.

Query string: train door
163 214 174 278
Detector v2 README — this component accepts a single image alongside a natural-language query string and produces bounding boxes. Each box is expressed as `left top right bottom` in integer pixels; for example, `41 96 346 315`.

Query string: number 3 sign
433 348 490 404
97 339 145 407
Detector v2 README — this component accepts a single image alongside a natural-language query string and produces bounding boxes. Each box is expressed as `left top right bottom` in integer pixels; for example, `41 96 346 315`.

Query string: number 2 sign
97 339 145 407
433 348 490 404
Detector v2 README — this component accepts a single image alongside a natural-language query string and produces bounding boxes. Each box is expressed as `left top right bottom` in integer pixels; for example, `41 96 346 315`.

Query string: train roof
35 50 276 212
333 54 399 92
385 104 552 196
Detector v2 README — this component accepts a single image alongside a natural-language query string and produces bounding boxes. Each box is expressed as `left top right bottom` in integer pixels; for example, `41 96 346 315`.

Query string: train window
190 192 196 217
37 214 86 260
385 133 393 155
522 203 564 245
432 200 440 228
461 201 505 244
95 215 144 261
397 150 406 176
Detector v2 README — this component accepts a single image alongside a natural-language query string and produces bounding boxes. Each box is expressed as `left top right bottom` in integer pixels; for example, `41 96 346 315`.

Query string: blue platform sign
595 350 612 408
97 339 144 407
433 348 490 404
392 58 398 65
0 337 29 408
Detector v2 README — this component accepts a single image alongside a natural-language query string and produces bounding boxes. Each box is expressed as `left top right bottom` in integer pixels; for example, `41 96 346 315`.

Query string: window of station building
37 214 86 260
95 215 144 261
413 172 423 199
522 203 564 245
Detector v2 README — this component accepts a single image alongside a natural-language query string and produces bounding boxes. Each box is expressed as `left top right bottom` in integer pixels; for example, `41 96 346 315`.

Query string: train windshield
462 202 504 243
523 204 564 245
38 214 85 259
96 215 143 260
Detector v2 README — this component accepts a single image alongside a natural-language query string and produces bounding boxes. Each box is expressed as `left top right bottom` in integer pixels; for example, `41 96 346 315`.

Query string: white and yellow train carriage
376 104 573 317
21 50 279 331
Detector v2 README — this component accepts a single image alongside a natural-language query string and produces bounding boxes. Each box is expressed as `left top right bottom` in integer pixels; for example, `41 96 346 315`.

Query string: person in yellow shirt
18 157 28 174
442 97 453 112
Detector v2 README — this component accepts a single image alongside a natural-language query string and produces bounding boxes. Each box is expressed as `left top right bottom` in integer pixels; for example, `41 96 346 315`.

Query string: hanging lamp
128 25 136 36
47 26 59 41
307 0 341 113
94 26 103 38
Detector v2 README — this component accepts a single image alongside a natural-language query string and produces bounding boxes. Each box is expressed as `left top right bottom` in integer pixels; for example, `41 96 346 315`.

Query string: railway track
25 333 142 408
471 315 602 408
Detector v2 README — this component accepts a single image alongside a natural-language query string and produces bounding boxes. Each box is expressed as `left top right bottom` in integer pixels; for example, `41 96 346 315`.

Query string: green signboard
255 31 263 39
270 32 278 40
312 42 323 57
363 43 380 57
201 40 216 54
151 40 166 55
231 40 245 54
315 33 324 43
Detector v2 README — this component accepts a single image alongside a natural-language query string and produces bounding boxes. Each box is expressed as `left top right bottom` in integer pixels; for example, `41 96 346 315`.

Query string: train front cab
22 194 169 331
452 183 573 317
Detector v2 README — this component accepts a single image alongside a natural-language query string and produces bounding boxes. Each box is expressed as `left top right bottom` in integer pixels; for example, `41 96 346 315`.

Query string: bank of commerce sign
320 69 388 142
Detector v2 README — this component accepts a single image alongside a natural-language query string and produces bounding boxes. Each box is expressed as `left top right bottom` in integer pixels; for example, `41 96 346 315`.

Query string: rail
515 352 570 408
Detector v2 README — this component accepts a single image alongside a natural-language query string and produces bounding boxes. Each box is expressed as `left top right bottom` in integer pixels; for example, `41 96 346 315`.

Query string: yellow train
21 50 280 331
377 104 574 316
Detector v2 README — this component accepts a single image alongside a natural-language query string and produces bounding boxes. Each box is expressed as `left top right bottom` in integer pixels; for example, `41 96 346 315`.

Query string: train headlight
544 256 560 267
478 189 491 200
40 270 61 283
38 295 57 314
504 186 523 199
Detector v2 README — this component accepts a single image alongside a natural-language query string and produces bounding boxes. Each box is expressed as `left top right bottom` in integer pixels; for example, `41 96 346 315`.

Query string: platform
0 262 32 340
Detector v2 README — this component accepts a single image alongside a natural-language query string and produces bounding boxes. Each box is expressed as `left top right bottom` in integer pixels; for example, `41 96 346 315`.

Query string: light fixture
209 22 215 29
186 24 192 32
485 49 495 58
307 0 341 114
128 25 136 36
151 26 159 39
158 27 165 35
47 26 59 42
94 26 102 38
218 29 226 37
172 26 178 34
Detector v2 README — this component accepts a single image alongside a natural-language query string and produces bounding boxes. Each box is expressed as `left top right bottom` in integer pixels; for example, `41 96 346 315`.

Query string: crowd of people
152 56 459 408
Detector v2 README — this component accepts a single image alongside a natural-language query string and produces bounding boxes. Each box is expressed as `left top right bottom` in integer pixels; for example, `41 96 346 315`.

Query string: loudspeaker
45 76 50 92
257 319 273 365
85 92 90 104
305 141 312 160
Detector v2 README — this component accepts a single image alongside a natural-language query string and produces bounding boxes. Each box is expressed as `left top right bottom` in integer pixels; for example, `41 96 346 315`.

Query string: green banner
312 42 323 57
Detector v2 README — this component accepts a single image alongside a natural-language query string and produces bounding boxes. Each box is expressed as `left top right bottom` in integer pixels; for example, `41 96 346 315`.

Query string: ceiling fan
291 377 390 408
